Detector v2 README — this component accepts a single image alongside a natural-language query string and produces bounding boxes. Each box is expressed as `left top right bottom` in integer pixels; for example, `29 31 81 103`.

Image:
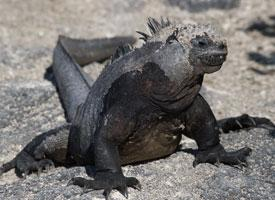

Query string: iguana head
138 18 227 74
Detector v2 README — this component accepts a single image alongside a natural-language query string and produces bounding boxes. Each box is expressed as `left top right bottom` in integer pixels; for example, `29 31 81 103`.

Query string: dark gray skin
1 18 275 199
58 35 137 66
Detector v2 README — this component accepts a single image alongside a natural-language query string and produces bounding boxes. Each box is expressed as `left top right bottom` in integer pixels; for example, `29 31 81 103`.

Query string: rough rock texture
166 0 240 12
0 0 275 199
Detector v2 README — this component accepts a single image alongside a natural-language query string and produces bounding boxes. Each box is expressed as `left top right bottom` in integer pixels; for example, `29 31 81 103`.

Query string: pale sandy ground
0 0 274 199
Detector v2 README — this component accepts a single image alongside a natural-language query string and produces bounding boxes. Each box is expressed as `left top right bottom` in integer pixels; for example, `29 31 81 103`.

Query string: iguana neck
151 74 204 113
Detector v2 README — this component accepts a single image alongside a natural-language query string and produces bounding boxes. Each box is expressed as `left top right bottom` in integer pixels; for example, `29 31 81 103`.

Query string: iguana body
1 18 274 199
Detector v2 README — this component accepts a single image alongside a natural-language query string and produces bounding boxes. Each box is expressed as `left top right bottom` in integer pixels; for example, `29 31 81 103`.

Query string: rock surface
0 0 275 199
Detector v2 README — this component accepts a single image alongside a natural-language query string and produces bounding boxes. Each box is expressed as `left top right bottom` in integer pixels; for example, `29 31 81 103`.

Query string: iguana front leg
181 94 251 167
68 103 141 199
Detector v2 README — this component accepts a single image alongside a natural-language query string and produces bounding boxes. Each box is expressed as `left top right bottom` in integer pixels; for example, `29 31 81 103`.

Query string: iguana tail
52 35 136 122
0 158 16 176
58 35 136 66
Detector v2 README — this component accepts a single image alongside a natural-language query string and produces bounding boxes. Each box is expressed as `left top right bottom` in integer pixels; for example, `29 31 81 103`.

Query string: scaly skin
1 18 275 200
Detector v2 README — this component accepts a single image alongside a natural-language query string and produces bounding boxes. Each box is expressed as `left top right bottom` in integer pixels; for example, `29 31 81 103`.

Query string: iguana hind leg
14 151 54 177
0 124 71 177
182 94 251 167
0 150 55 178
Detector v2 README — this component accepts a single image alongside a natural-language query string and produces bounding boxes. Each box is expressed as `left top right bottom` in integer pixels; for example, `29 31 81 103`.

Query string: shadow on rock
44 65 56 84
179 148 197 156
246 15 275 37
269 129 275 138
166 0 240 12
246 16 275 75
248 52 275 66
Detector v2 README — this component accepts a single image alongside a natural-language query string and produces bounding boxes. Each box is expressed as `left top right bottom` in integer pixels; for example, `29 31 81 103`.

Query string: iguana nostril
218 42 226 50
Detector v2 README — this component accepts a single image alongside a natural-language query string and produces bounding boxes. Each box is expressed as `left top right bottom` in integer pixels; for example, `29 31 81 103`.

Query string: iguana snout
189 34 228 73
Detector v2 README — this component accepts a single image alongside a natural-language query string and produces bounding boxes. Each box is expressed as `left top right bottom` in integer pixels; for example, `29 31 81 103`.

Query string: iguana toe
68 172 140 199
193 144 252 167
220 147 252 166
117 184 128 199
126 177 142 191
38 159 55 172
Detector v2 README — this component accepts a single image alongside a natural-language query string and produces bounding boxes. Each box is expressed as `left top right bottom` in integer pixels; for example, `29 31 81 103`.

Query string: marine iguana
1 17 275 199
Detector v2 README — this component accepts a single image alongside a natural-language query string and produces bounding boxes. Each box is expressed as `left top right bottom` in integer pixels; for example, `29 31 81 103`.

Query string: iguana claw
193 144 252 167
68 172 140 199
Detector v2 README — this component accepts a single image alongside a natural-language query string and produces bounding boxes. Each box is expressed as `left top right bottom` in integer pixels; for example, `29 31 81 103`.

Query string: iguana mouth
201 53 227 66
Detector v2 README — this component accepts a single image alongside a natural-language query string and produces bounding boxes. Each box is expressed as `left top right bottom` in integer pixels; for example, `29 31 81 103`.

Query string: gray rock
0 0 275 199
166 0 240 12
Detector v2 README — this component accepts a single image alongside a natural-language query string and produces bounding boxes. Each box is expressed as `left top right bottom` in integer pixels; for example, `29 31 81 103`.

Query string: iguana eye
198 40 207 47
191 37 209 48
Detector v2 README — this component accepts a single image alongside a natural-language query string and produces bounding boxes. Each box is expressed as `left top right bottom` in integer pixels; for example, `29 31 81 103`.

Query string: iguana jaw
200 50 227 73
201 52 227 66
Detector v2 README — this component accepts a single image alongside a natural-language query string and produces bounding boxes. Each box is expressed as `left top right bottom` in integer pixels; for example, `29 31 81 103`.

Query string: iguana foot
16 158 55 177
68 172 141 199
36 159 55 174
218 114 275 135
193 144 252 167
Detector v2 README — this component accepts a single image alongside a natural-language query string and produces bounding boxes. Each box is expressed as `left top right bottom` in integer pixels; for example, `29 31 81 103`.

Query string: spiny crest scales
137 17 171 42
110 44 133 64
137 17 222 45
